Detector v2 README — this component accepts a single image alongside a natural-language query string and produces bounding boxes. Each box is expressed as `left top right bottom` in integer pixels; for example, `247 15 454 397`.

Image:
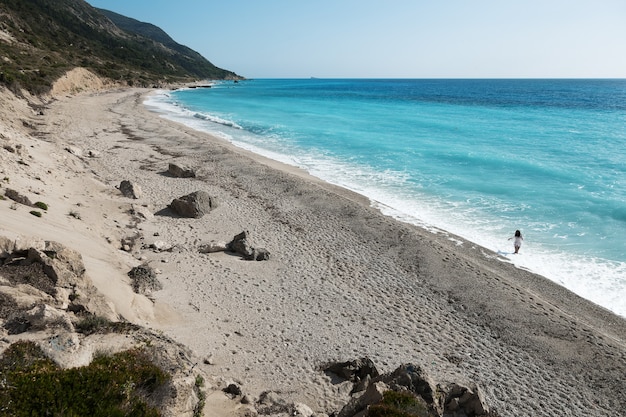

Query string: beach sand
2 87 625 417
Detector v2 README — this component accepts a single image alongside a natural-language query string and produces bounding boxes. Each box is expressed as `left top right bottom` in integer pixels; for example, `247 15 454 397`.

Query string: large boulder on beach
168 191 217 218
168 162 196 178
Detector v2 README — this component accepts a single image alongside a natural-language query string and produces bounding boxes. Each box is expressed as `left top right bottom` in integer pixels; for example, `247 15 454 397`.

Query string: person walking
509 230 523 254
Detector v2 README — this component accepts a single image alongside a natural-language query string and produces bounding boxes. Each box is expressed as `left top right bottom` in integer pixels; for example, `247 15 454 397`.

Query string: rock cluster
221 358 492 417
326 359 491 417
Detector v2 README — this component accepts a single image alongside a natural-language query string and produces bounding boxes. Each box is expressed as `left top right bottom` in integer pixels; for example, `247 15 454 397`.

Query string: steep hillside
0 0 240 94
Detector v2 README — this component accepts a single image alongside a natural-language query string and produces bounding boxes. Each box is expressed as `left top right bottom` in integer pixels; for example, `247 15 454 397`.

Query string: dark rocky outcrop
227 231 270 261
168 191 217 218
4 188 33 206
330 360 493 417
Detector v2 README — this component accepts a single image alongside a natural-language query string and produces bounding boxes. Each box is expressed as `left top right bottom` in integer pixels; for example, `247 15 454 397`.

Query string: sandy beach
1 84 625 416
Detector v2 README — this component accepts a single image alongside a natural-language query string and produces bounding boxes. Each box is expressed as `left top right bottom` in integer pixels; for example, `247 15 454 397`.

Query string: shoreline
147 85 626 319
146 88 623 321
3 87 626 416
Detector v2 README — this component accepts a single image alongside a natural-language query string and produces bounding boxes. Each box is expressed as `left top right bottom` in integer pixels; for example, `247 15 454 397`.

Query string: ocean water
145 79 626 318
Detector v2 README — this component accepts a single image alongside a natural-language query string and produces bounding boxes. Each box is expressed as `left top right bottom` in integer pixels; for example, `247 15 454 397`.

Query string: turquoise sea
145 79 626 318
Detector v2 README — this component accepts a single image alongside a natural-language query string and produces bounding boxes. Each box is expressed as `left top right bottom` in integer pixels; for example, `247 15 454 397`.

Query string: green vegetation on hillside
0 0 240 94
0 341 168 417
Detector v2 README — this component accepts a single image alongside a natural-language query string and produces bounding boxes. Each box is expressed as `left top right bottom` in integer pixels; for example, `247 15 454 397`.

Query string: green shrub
75 314 141 335
75 314 113 335
34 201 48 210
0 341 168 417
368 391 433 417
29 210 42 217
193 375 206 417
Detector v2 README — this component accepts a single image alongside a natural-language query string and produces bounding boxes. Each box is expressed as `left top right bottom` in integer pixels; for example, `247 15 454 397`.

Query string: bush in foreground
0 341 169 417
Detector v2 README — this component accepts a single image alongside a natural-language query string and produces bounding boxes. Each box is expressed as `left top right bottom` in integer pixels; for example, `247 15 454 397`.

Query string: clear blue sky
86 0 626 79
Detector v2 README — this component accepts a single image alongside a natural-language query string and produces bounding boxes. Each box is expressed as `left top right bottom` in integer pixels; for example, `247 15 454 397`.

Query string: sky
86 0 626 79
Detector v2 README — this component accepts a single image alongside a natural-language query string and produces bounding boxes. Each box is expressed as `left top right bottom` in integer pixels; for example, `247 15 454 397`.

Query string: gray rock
0 235 16 258
150 240 171 252
228 231 255 260
23 304 74 332
0 238 116 320
198 241 228 254
227 231 270 261
168 162 196 178
436 382 489 417
129 204 153 221
119 180 142 199
380 363 436 404
337 381 388 417
169 191 217 218
25 245 85 289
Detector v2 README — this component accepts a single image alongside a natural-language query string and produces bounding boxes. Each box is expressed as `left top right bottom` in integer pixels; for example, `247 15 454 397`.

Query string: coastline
149 81 626 319
3 87 625 416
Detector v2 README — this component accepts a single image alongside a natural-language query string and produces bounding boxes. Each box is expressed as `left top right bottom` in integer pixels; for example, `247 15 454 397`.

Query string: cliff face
0 0 240 94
